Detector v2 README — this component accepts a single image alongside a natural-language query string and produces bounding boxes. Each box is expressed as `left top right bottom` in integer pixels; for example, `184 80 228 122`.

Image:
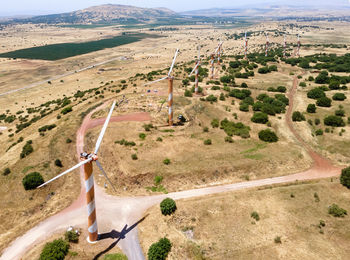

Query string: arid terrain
0 3 350 259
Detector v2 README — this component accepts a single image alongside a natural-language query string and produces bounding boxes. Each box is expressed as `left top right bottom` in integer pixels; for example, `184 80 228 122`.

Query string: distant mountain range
4 4 350 25
9 4 177 24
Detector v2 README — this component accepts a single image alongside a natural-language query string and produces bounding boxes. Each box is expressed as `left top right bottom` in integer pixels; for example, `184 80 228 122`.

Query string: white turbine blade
198 45 201 61
96 160 116 192
37 158 92 188
168 49 179 77
189 63 199 77
245 31 247 40
94 101 116 155
143 76 168 86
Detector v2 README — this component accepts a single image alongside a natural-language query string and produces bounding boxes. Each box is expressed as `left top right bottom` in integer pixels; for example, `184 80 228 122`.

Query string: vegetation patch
220 118 250 138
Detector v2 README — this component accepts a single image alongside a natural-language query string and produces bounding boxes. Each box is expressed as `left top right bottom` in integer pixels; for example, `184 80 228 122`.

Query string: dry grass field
0 17 350 258
139 179 350 259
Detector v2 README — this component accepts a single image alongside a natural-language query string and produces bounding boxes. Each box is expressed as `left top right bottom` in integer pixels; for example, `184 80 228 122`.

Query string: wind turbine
265 33 269 57
144 49 179 126
297 34 301 57
189 45 201 95
283 34 287 58
38 101 117 243
210 41 223 79
244 31 248 59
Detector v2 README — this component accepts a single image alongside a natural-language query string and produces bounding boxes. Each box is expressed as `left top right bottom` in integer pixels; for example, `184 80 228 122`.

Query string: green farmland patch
0 33 160 61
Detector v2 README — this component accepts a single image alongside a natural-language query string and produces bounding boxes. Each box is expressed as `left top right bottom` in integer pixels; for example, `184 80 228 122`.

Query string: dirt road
0 76 341 260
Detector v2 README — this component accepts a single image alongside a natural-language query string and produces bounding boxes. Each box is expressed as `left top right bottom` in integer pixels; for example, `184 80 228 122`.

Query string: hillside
11 4 177 24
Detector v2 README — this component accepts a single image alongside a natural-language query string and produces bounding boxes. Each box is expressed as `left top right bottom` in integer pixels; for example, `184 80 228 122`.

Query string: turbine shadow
93 215 148 260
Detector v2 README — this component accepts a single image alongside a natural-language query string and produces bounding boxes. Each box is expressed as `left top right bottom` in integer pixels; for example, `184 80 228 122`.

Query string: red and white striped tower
244 31 248 59
297 34 301 57
265 34 269 57
217 45 221 65
82 155 98 243
283 34 287 58
210 53 215 79
168 77 174 126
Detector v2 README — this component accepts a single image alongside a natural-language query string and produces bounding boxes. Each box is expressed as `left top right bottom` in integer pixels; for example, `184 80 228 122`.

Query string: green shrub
206 95 217 102
66 138 72 143
340 167 350 189
328 204 347 217
315 129 324 136
259 129 278 143
315 118 321 125
22 172 44 190
316 97 332 107
103 253 128 260
131 154 138 160
148 237 172 260
61 106 73 115
156 137 163 142
335 110 345 117
143 124 154 132
154 175 163 185
204 139 212 145
239 103 249 112
225 136 234 143
163 158 171 165
324 115 345 127
219 93 226 101
160 198 177 216
3 168 11 176
307 104 316 113
251 112 268 124
251 211 260 221
211 118 219 128
332 93 347 101
299 82 307 87
139 133 146 140
39 239 69 260
307 88 326 99
203 127 209 132
20 141 34 159
65 230 79 243
184 89 192 97
55 159 63 168
274 236 282 244
292 111 305 122
220 118 250 139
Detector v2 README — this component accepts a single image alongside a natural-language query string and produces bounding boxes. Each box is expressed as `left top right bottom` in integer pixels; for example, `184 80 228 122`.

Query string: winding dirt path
0 76 341 260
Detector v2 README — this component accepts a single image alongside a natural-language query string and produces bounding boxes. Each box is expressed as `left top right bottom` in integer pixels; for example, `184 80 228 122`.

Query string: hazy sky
1 0 350 16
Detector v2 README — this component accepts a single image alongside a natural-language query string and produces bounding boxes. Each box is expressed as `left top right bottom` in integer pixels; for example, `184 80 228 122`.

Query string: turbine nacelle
80 153 98 161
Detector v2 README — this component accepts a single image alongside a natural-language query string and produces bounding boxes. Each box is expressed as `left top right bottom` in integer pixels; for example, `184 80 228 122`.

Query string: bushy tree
55 159 63 168
251 112 268 124
307 104 316 113
259 129 278 143
316 97 332 107
211 118 219 128
22 172 44 190
292 111 305 122
65 230 79 243
332 93 347 101
3 168 11 176
61 106 73 115
340 167 350 189
328 204 347 218
307 88 325 99
39 239 69 260
324 115 345 127
148 238 172 260
160 198 177 216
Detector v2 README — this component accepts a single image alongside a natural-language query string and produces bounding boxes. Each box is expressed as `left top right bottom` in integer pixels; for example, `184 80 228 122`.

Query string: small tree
55 159 63 168
307 104 316 113
131 154 138 160
148 237 172 260
211 118 219 128
204 139 212 145
65 230 79 243
160 198 177 216
292 111 305 122
61 106 73 115
251 112 268 124
324 115 345 127
328 204 347 217
316 97 332 107
163 158 171 165
340 167 350 189
22 172 44 190
259 129 278 143
139 133 146 140
333 93 347 101
39 239 69 260
3 168 11 176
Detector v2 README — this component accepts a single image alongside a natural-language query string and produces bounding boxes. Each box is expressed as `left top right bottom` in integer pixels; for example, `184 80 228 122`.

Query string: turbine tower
244 31 248 59
265 33 269 57
144 49 179 126
297 34 301 57
211 41 223 79
283 34 287 58
189 45 201 95
38 101 117 243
